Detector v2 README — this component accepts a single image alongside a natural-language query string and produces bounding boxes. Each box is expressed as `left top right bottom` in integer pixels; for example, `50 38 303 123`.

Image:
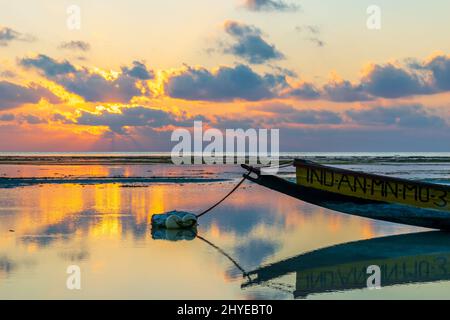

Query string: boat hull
295 159 450 211
242 164 450 230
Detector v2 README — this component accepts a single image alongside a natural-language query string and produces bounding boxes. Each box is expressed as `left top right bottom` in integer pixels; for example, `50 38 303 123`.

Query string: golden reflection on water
0 166 434 299
0 165 112 178
95 184 121 214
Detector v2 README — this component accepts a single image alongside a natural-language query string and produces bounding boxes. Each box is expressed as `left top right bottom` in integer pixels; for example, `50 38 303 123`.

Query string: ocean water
0 153 449 299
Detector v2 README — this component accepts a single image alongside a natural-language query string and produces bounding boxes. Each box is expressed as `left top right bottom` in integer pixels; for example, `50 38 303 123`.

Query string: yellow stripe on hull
295 162 450 211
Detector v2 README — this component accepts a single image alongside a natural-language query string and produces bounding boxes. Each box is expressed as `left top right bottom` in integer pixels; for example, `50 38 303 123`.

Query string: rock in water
151 210 198 229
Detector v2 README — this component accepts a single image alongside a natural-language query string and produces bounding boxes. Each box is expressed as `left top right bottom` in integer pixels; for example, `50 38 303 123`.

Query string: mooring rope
196 160 294 219
196 175 248 218
256 160 294 170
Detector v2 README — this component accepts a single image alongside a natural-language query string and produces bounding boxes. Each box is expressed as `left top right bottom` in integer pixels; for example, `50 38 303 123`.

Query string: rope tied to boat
196 175 248 218
151 172 249 229
256 160 294 171
151 161 295 229
192 160 294 219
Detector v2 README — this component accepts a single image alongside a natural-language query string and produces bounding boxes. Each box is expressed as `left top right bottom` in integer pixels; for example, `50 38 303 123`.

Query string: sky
0 0 449 152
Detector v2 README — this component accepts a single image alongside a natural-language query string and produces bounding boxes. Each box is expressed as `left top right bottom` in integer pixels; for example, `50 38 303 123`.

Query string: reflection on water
152 228 198 242
243 231 450 299
0 164 449 299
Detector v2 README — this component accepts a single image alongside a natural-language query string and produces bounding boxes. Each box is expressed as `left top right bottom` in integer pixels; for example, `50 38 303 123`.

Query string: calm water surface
0 158 450 299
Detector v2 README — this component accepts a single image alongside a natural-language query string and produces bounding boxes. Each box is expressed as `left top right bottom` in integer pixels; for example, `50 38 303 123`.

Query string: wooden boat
242 231 450 298
242 159 450 230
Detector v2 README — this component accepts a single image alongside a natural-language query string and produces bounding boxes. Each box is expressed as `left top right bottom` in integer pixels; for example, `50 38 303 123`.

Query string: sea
0 152 449 299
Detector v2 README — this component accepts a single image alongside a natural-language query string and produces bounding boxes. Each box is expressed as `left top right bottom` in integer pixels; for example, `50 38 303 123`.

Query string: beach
0 153 450 299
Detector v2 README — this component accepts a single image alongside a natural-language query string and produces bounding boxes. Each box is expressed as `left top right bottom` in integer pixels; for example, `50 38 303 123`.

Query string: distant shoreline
0 156 174 165
0 153 450 165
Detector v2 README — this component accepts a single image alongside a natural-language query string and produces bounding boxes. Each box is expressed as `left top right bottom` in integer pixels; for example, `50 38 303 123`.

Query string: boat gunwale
294 159 450 191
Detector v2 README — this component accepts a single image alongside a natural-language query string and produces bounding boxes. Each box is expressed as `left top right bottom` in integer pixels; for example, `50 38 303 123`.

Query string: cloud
161 55 446 104
323 80 372 102
58 70 144 103
20 114 47 125
251 103 343 125
286 83 321 100
278 126 450 152
295 25 326 47
248 103 446 130
20 54 76 77
287 57 446 102
121 61 154 80
0 70 16 78
295 25 320 35
307 37 325 47
0 81 61 110
361 64 431 98
346 105 447 128
20 55 152 103
72 105 195 134
16 52 450 106
423 54 450 91
249 102 296 114
165 64 286 101
269 65 297 77
212 116 257 129
356 56 450 99
285 80 372 102
52 113 73 124
223 21 284 64
242 0 300 12
0 113 14 121
288 110 342 125
0 27 35 46
58 40 91 52
332 57 450 100
211 103 343 128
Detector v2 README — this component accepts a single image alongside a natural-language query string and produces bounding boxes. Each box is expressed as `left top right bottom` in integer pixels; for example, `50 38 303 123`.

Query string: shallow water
0 157 450 299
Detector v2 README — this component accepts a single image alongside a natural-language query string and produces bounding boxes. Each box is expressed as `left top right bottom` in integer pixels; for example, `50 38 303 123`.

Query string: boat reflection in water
151 227 250 278
151 225 450 299
242 231 450 298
